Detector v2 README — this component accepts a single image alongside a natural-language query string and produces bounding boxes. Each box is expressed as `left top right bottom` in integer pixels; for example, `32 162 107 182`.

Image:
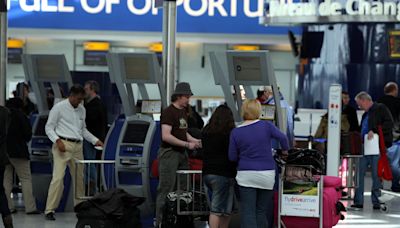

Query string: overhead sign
263 0 400 25
5 0 299 35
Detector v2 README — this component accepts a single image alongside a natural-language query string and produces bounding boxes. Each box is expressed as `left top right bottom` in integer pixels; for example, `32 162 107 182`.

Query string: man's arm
45 107 60 143
162 124 199 150
45 106 68 152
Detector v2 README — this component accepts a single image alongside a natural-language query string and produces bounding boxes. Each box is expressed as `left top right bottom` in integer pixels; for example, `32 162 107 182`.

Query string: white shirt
236 170 275 190
45 99 98 144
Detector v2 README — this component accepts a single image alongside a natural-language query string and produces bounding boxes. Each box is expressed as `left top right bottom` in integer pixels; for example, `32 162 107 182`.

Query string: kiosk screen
34 116 48 137
35 56 64 81
124 57 150 80
122 122 150 144
232 56 262 82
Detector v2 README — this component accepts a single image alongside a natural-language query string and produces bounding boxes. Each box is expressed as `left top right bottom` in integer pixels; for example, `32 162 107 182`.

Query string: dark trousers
239 186 274 228
155 147 189 225
0 165 11 218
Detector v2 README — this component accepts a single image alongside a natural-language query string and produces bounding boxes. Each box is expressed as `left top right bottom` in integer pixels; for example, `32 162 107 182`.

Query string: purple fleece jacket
229 120 289 171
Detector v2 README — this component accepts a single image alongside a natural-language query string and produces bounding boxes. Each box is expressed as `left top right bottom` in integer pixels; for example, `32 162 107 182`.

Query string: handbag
377 126 393 181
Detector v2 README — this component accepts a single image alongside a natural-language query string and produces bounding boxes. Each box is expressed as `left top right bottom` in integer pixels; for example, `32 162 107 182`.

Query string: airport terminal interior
2 0 400 228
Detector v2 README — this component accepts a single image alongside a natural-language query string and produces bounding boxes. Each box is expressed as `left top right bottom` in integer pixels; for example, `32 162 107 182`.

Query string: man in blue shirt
351 91 393 210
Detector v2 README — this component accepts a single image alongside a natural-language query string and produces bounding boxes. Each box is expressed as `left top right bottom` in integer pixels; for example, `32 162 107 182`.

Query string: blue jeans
387 143 400 191
354 155 382 206
83 140 97 183
0 166 11 218
204 175 236 215
239 186 273 228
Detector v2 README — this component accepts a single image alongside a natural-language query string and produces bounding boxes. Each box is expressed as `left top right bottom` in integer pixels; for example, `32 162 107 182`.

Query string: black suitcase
76 205 142 228
75 189 144 228
161 192 194 228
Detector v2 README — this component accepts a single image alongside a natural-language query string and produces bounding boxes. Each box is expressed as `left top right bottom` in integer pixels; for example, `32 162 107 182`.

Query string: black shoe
373 205 381 210
350 204 363 209
27 210 41 215
45 212 55 221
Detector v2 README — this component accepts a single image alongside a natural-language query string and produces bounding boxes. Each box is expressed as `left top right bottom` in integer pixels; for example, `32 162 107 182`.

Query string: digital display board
8 48 23 64
84 50 108 66
389 30 400 58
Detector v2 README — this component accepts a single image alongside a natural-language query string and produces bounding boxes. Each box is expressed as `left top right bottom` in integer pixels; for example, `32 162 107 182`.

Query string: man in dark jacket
377 82 400 192
0 105 13 228
377 82 400 140
3 98 39 214
83 81 107 194
352 91 393 210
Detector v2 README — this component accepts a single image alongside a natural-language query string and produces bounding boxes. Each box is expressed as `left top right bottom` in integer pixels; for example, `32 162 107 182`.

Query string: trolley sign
280 178 322 218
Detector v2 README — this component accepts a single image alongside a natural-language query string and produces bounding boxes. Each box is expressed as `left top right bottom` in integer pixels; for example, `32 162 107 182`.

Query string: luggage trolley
74 159 116 200
278 164 324 228
379 189 400 212
176 170 209 217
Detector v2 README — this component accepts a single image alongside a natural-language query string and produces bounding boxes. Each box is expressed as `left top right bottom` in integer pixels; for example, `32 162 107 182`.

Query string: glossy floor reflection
8 176 400 228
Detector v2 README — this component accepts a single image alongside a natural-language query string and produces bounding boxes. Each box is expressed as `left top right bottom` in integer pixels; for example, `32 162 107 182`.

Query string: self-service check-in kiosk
209 50 294 145
104 53 166 217
22 54 74 212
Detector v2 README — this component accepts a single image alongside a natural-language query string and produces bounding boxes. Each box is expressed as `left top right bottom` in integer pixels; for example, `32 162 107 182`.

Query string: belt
59 136 81 143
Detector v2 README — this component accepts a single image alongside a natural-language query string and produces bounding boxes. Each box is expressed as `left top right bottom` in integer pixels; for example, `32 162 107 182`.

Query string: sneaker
45 212 55 221
350 204 363 209
373 205 381 210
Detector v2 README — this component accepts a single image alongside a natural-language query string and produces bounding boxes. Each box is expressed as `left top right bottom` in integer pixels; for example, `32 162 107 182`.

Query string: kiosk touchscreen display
124 57 150 80
122 122 150 144
35 56 64 81
232 56 262 82
34 116 48 137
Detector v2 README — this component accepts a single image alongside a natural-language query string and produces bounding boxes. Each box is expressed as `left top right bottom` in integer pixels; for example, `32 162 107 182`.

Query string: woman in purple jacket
229 99 289 228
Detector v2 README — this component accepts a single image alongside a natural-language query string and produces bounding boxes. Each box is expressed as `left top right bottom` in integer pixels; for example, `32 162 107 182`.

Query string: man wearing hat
155 82 202 226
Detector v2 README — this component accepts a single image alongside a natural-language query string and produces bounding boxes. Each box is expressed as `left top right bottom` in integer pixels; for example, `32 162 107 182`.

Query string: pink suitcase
280 176 344 228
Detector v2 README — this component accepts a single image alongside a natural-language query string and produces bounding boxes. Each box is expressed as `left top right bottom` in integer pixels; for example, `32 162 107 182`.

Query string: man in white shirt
44 85 103 221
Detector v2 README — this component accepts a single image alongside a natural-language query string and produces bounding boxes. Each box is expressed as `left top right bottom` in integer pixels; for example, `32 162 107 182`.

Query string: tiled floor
7 177 400 228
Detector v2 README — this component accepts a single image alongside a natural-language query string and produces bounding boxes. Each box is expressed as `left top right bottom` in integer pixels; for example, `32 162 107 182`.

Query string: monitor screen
35 56 64 80
141 100 162 114
34 116 48 137
123 56 150 80
232 56 262 82
122 121 150 144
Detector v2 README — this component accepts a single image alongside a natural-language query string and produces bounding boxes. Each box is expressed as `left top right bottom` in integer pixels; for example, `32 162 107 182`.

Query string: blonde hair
241 99 261 120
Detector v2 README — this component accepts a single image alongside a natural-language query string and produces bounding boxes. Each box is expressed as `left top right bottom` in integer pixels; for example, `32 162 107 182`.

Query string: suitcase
286 148 326 174
161 192 194 228
76 206 142 228
281 176 345 228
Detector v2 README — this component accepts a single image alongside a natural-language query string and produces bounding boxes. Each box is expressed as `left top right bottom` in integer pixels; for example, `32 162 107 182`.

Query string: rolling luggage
281 176 345 228
75 188 144 228
285 148 326 174
161 192 194 228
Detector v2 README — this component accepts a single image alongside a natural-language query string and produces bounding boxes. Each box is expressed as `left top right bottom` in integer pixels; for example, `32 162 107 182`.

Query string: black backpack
161 192 194 228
